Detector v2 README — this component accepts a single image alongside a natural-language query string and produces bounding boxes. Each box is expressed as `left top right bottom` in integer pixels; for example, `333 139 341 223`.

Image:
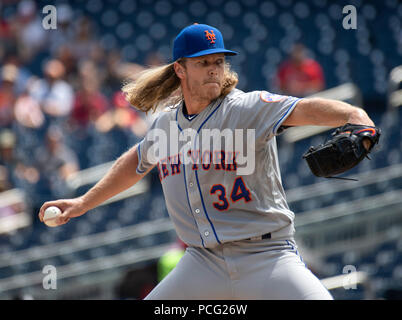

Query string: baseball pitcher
39 24 380 299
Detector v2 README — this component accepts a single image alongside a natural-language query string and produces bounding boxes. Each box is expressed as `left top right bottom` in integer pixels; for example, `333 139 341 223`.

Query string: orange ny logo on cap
204 30 216 44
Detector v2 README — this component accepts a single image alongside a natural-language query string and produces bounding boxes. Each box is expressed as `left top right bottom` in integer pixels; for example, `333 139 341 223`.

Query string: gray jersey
136 88 302 248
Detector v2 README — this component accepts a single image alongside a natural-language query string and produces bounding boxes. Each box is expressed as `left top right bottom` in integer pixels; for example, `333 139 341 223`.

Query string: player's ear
174 60 186 79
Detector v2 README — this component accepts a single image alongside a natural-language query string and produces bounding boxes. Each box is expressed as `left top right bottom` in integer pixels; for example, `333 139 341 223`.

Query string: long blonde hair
122 59 239 114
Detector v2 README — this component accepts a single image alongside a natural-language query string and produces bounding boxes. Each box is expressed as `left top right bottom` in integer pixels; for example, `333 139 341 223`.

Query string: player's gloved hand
38 197 88 225
302 123 381 179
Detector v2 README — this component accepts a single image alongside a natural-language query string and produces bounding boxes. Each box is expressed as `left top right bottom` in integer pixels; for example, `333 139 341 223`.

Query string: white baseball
43 206 62 227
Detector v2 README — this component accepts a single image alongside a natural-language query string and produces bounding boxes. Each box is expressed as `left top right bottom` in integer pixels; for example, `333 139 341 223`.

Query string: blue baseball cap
173 23 238 61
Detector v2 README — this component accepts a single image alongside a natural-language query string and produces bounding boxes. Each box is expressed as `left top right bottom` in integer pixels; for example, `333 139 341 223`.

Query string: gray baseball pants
145 227 333 300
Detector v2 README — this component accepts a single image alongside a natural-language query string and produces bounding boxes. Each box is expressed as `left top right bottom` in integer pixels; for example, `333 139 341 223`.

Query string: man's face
290 44 306 64
176 53 225 102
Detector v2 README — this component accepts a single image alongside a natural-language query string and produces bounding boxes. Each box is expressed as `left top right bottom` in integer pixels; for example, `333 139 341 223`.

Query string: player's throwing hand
38 197 87 226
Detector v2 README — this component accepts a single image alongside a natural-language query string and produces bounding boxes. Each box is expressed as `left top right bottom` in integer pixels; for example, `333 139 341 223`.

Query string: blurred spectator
276 43 325 97
34 126 79 199
0 131 16 215
95 91 149 138
13 0 47 63
78 59 101 85
28 59 74 121
54 45 79 88
35 125 79 180
0 7 13 40
0 165 12 192
0 64 18 128
71 16 98 63
0 129 38 188
48 3 75 55
0 130 17 170
70 61 109 129
14 89 45 129
88 44 107 79
0 15 16 66
2 52 32 95
103 49 129 94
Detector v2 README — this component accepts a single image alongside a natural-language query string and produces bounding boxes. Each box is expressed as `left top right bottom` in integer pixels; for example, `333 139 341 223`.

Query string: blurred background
0 0 401 300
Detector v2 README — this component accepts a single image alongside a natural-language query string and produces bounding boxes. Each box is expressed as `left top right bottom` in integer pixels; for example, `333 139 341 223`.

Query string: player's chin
204 84 222 99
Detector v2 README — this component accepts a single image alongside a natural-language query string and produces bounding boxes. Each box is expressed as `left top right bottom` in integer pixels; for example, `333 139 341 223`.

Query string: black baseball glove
302 123 381 179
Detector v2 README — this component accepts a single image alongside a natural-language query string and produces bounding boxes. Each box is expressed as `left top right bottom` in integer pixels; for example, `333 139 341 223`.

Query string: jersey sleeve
135 117 160 174
233 90 302 141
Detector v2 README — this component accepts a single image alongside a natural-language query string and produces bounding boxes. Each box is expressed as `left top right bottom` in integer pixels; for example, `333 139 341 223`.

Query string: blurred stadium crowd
0 0 401 300
0 0 159 215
